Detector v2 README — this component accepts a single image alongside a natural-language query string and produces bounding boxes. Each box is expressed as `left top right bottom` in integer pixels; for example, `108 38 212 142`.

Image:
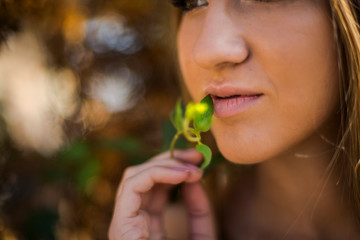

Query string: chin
216 139 269 165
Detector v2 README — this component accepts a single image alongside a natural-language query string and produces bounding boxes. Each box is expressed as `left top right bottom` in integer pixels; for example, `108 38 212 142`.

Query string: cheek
270 11 340 137
211 18 340 164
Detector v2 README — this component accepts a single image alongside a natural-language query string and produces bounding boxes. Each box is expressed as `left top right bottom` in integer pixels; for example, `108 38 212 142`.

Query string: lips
205 85 263 118
213 94 263 100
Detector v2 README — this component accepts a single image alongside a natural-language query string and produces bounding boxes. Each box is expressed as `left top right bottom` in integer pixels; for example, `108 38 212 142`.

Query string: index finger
183 182 217 240
116 165 202 219
154 148 204 165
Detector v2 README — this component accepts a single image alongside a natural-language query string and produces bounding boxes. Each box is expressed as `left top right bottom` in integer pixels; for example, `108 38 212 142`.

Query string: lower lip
212 95 263 118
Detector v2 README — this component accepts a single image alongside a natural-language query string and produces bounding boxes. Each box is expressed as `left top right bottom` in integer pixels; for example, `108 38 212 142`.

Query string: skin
177 0 339 164
109 0 360 239
108 149 216 239
177 0 360 238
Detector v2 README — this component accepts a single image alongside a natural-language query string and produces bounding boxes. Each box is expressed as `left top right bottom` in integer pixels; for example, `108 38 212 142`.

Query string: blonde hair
329 0 360 218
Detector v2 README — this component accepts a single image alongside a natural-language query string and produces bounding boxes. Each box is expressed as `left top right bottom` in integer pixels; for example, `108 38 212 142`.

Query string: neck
254 133 359 238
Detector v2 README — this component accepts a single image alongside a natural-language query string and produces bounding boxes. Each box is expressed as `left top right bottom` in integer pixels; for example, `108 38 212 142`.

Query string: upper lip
204 83 263 98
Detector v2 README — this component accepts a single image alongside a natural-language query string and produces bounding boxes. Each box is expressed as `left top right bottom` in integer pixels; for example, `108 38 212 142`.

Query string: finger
122 149 203 181
182 182 216 240
108 209 150 240
148 149 203 166
140 184 171 235
145 185 168 240
173 148 204 164
142 184 171 212
117 166 203 219
110 167 200 239
142 149 205 212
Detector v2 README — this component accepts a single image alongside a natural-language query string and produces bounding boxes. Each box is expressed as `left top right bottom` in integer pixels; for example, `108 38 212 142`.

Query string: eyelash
171 0 209 13
171 0 277 12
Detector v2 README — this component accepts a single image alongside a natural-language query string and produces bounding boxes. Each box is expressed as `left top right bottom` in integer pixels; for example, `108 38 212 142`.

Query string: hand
108 149 216 240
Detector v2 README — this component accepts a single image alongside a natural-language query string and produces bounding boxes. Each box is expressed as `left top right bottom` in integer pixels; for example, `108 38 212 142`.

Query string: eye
171 0 209 13
253 0 282 2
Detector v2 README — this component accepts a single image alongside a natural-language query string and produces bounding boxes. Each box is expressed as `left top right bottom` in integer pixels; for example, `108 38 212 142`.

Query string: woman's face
177 0 340 164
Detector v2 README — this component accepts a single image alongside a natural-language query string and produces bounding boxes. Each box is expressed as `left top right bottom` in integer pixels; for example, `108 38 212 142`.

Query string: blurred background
0 0 197 239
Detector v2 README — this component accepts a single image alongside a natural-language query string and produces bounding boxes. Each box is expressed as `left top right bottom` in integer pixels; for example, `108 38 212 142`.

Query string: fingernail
184 163 201 171
172 167 191 172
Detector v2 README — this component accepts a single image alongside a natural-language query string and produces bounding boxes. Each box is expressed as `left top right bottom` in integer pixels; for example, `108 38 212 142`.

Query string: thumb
182 182 217 240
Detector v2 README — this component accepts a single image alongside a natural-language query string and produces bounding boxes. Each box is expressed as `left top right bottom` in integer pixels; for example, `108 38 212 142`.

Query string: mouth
212 94 263 100
204 83 264 117
210 93 264 118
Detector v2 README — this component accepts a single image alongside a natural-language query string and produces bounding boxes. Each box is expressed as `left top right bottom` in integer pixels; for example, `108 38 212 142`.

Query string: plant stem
170 131 182 159
183 130 201 142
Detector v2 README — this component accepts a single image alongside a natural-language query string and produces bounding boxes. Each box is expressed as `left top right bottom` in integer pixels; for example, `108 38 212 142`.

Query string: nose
192 6 249 70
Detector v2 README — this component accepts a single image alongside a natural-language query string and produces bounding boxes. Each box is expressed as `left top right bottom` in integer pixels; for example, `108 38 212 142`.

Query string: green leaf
170 99 184 131
196 143 212 170
194 94 214 132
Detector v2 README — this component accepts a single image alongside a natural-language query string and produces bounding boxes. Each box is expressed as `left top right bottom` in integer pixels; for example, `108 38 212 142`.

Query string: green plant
170 94 214 169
